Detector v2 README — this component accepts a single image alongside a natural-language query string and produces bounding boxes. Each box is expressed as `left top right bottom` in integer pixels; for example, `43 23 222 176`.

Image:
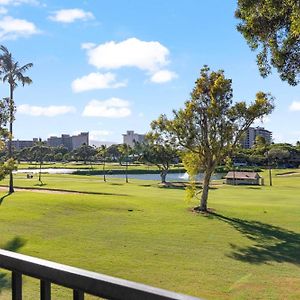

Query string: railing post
40 280 51 300
73 289 84 300
12 271 22 300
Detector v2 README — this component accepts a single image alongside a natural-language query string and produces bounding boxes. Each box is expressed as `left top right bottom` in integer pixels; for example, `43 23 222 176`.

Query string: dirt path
0 186 78 194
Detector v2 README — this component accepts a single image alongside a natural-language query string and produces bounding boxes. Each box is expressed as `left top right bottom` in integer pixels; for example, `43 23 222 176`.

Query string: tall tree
30 140 51 185
0 97 15 180
236 0 300 85
118 144 132 183
97 145 108 182
107 144 122 162
154 66 274 212
141 131 178 183
73 144 97 165
0 45 33 193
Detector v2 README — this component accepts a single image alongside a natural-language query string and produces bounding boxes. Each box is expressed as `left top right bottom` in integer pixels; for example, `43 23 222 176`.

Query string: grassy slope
0 171 299 299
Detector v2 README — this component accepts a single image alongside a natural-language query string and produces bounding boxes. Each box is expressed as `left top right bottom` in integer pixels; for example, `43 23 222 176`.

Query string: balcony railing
0 249 202 300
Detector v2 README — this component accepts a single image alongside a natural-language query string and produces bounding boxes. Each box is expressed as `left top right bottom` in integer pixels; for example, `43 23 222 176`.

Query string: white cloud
0 0 40 5
272 133 284 143
150 69 178 83
0 16 39 40
253 116 271 126
84 37 170 72
289 101 300 111
89 130 111 140
82 98 131 118
0 7 8 14
81 42 96 50
49 9 94 23
18 104 76 117
72 72 126 93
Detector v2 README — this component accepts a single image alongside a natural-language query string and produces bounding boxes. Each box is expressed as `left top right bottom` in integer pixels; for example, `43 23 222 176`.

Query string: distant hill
89 140 118 147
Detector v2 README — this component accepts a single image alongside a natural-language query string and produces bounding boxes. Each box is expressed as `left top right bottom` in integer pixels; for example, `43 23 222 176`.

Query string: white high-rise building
241 127 272 149
122 131 146 147
47 132 89 151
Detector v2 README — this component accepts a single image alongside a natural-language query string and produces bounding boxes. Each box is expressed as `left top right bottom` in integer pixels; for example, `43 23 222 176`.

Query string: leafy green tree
54 153 63 162
73 144 97 165
107 144 122 162
141 130 178 183
0 45 33 193
30 141 51 184
118 144 132 183
63 153 71 162
254 135 267 148
132 141 144 162
53 146 69 156
236 0 300 85
0 97 15 180
267 147 291 167
154 66 274 212
17 147 34 163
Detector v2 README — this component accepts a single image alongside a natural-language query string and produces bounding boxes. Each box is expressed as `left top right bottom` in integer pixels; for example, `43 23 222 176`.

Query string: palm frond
17 74 32 86
0 45 10 56
18 63 33 73
0 46 33 88
2 73 9 83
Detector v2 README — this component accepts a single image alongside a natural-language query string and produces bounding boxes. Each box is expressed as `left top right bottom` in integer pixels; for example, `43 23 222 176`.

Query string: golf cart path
0 186 128 197
0 186 78 194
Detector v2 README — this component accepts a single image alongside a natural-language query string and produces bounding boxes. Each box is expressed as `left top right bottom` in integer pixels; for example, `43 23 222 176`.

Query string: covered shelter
225 171 262 185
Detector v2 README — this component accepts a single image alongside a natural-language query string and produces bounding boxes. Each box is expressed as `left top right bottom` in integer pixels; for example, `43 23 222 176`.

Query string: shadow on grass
3 236 26 252
34 183 47 187
159 183 219 191
139 184 153 187
0 193 10 206
159 184 186 190
10 186 129 197
0 236 26 293
207 213 300 265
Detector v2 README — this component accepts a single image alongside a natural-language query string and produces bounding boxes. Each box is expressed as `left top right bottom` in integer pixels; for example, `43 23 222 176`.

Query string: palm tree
0 45 33 193
97 145 108 182
118 144 131 183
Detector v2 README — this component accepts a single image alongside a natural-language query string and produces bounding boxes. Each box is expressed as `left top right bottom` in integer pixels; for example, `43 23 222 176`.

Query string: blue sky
0 0 299 144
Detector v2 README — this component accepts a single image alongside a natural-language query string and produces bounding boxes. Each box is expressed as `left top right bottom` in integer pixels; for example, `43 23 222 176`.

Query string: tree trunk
160 170 167 183
39 160 42 184
197 169 213 212
103 160 106 182
8 84 14 194
125 161 128 183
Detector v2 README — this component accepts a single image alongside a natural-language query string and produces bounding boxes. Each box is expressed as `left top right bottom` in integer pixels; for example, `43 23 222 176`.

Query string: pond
15 169 224 181
14 168 77 174
101 172 224 181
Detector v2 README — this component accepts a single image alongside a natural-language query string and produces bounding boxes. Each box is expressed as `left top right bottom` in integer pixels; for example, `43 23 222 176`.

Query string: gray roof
225 171 261 180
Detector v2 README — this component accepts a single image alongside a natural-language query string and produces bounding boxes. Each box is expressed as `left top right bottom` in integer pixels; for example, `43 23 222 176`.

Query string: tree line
0 0 299 212
0 46 33 192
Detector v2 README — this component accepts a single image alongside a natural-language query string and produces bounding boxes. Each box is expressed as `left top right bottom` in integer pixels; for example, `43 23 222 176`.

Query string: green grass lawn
0 171 299 299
